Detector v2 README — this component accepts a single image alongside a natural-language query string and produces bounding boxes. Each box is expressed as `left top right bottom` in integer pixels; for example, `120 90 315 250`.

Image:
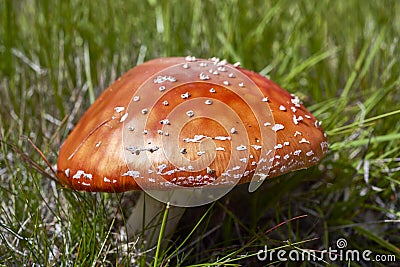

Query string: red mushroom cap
57 57 328 193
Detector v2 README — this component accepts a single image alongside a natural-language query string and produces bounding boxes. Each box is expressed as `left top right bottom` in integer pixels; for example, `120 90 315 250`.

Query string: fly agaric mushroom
57 57 328 245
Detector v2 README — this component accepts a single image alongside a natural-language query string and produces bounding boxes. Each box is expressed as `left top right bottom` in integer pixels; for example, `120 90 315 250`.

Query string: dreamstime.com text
257 238 397 264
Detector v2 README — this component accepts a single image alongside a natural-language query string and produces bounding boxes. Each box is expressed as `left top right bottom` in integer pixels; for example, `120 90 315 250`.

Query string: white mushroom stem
126 192 186 247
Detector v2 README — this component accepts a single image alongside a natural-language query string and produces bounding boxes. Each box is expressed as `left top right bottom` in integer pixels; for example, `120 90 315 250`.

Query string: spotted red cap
57 57 328 193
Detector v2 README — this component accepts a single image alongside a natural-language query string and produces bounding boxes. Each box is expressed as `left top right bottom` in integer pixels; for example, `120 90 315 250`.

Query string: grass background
1 0 399 266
